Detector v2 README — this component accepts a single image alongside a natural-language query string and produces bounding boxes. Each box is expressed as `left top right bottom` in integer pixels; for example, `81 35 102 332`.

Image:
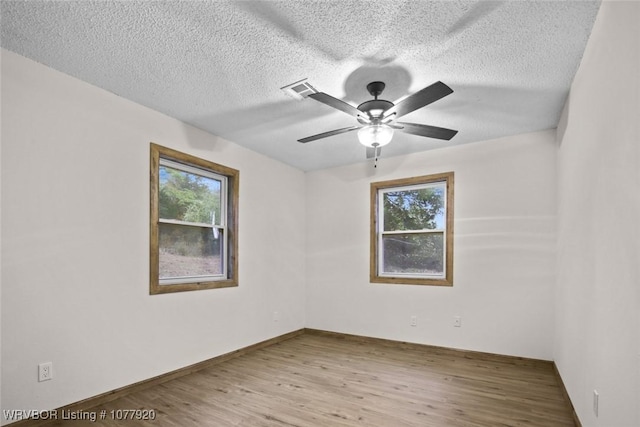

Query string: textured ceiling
1 0 601 171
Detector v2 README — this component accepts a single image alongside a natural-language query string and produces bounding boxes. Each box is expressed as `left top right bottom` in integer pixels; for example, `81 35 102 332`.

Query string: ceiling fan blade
396 122 458 140
297 126 361 143
308 92 368 121
383 81 453 120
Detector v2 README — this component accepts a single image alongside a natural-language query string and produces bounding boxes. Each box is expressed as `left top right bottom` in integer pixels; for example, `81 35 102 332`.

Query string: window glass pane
159 223 223 279
382 233 444 275
383 185 445 231
159 165 221 224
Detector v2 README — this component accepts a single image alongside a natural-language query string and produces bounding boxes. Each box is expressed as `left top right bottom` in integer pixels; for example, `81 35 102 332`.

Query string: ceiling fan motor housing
357 99 394 123
357 81 395 123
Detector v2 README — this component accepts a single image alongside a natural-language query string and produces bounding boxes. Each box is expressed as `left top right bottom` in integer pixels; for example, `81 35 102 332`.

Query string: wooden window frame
150 143 239 294
370 172 454 286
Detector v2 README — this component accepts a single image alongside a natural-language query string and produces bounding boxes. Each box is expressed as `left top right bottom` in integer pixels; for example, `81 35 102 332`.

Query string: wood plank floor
40 331 575 426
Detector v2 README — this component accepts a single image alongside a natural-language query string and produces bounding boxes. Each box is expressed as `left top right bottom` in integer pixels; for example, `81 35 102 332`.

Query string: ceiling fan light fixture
358 124 394 148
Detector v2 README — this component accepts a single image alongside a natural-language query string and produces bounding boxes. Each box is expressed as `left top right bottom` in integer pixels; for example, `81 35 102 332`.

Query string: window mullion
381 229 444 235
159 218 215 228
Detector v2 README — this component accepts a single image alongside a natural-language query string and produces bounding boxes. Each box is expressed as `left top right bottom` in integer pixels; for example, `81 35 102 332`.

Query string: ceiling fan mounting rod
366 81 386 100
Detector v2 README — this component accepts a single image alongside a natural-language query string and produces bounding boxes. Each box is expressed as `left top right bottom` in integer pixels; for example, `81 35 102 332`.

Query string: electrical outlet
273 311 279 322
410 315 417 327
38 362 53 382
593 390 599 417
454 316 462 327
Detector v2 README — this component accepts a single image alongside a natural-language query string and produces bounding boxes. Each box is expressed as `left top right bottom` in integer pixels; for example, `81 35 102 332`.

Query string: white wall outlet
410 315 417 327
593 389 599 417
273 311 279 322
38 362 53 382
454 316 462 327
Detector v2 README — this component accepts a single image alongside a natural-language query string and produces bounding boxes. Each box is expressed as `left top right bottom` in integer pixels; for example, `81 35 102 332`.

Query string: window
370 172 454 286
150 143 238 294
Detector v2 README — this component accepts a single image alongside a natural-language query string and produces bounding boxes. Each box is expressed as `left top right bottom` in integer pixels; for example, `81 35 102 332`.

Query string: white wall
3 2 638 424
0 50 306 424
0 45 4 420
555 1 640 426
306 130 557 360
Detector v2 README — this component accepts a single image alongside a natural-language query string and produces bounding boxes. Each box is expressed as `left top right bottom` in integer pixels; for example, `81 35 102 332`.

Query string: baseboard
553 361 582 427
305 328 554 365
6 329 305 427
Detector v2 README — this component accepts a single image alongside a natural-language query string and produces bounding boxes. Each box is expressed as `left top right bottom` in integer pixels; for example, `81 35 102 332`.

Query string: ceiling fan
298 80 458 160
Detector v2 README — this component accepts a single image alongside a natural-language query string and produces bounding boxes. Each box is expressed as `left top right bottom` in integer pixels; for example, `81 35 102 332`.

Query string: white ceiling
1 0 601 171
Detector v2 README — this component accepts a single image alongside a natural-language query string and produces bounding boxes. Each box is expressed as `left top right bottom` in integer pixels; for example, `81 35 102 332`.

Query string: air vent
281 78 318 100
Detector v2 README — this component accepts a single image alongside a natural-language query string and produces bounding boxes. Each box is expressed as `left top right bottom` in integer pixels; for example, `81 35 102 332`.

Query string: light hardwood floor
36 331 575 426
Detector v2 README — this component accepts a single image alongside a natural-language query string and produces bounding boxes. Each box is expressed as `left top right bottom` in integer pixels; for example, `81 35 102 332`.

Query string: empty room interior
1 1 638 426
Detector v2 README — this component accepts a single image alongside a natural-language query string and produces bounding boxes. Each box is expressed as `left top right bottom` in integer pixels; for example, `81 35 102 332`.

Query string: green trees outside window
371 173 454 286
150 144 239 294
